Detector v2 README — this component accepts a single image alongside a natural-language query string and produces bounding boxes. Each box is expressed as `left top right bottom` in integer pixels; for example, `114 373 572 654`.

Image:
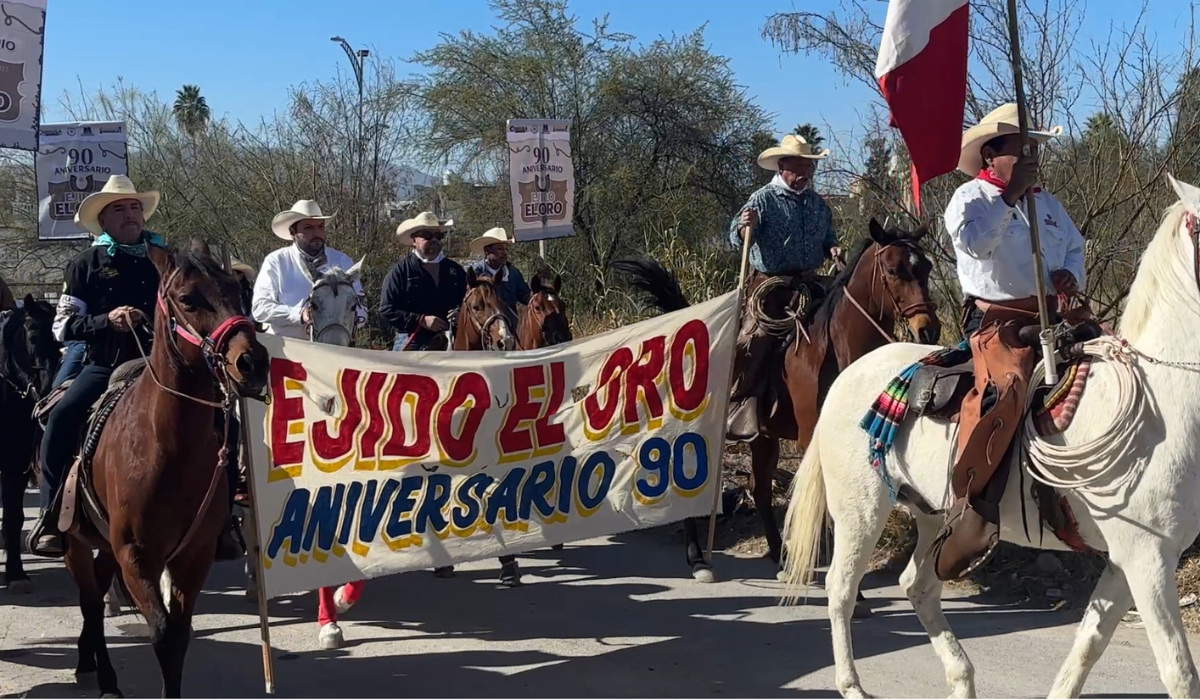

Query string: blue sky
40 0 1196 151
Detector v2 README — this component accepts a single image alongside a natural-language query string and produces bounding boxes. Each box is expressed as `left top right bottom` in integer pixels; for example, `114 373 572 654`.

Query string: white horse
781 174 1200 699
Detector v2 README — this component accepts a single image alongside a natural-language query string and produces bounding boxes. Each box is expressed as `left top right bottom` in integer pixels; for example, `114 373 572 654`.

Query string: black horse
0 295 61 592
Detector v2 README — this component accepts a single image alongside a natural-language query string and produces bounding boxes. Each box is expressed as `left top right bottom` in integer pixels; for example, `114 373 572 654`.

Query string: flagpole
1005 0 1058 385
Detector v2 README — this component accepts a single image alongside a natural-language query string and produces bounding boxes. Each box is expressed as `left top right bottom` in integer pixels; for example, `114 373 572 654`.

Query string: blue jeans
52 341 85 389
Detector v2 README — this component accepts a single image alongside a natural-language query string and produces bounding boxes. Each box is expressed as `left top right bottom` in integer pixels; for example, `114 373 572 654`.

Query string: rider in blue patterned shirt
727 134 843 440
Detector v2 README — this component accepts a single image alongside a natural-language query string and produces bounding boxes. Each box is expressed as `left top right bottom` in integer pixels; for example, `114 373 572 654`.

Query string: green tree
411 0 770 295
172 84 210 138
793 122 824 147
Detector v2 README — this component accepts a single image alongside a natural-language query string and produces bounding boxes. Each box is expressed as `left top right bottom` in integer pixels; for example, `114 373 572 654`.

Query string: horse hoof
551 543 564 551
318 622 345 650
6 577 32 595
433 566 455 579
75 670 97 689
853 600 873 619
692 566 716 584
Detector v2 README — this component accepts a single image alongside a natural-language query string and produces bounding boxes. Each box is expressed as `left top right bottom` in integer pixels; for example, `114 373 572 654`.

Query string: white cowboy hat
958 102 1063 175
396 211 454 246
271 200 335 241
74 174 160 236
469 226 513 255
757 134 830 170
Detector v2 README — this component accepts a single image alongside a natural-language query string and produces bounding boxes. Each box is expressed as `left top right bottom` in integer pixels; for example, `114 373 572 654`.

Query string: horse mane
1118 202 1192 343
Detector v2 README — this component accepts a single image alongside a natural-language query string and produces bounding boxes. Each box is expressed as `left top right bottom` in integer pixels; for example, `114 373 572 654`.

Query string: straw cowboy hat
271 200 335 240
757 134 830 170
470 226 513 255
395 211 454 246
74 174 160 235
959 102 1063 175
230 257 256 282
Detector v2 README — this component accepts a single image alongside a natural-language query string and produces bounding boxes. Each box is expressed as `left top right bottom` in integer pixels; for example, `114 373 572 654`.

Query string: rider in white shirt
252 200 365 339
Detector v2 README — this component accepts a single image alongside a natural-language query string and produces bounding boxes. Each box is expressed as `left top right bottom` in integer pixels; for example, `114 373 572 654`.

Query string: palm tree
793 123 824 147
173 84 211 138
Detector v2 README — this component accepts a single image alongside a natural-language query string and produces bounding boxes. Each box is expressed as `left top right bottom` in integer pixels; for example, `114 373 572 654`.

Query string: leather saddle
47 359 149 544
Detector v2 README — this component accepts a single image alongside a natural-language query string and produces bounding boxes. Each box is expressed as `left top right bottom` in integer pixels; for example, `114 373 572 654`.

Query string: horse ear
466 266 479 288
346 257 366 280
1168 173 1200 217
907 225 929 242
22 293 34 310
189 237 212 258
530 274 543 295
147 244 173 277
551 274 562 294
869 218 894 246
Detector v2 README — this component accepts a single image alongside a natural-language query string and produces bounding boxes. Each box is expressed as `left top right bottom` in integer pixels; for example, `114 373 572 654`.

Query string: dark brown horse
0 296 60 593
63 243 269 698
517 273 571 349
613 218 940 583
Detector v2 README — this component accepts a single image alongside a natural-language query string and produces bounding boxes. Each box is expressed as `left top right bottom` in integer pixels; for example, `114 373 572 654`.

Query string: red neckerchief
976 168 1041 193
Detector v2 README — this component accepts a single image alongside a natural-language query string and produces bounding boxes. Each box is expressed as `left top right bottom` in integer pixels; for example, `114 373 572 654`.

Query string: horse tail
780 427 827 606
609 257 690 312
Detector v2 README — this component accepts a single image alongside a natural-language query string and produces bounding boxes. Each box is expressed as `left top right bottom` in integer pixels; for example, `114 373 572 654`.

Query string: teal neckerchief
92 230 167 258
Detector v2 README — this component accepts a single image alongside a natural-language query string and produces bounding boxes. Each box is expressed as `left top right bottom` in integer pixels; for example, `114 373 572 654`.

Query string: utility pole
330 36 369 249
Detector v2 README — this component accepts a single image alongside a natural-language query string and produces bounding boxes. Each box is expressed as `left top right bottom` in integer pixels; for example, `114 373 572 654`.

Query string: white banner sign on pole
506 118 574 242
245 291 738 598
36 121 129 241
0 0 45 151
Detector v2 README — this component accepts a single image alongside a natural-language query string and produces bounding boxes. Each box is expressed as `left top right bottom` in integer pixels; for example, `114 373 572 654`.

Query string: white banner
506 118 574 242
247 291 738 598
36 121 129 241
0 0 44 151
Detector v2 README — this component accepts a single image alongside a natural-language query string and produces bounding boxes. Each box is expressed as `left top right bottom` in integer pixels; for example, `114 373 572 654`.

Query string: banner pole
705 223 755 561
220 243 277 695
1005 0 1058 385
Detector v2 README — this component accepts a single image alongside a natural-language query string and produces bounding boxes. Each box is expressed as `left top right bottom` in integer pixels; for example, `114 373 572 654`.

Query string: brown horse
63 243 269 698
517 273 571 350
613 218 940 584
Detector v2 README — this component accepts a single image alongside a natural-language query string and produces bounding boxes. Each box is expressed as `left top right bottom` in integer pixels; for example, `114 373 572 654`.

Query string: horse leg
683 517 714 583
1110 540 1200 698
114 548 180 698
157 555 216 699
749 435 783 567
1046 563 1133 698
899 512 975 698
498 554 522 587
824 479 890 698
63 542 123 697
1 449 31 593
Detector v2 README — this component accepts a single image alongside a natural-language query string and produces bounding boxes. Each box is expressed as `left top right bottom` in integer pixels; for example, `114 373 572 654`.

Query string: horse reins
841 241 937 344
461 288 514 351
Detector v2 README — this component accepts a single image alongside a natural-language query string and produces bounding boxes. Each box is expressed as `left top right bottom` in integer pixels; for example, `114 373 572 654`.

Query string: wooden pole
220 243 277 695
1005 0 1058 385
705 224 755 561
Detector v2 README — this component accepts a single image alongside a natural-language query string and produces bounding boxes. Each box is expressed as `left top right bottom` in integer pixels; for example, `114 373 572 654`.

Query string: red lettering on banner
356 371 389 464
622 336 666 433
436 372 491 465
582 347 633 440
497 365 543 462
668 319 710 420
380 373 440 468
267 358 307 481
533 361 567 456
311 369 364 472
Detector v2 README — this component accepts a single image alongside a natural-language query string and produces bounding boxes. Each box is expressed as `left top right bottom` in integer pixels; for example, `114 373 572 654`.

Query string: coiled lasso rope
748 277 810 334
1019 336 1147 493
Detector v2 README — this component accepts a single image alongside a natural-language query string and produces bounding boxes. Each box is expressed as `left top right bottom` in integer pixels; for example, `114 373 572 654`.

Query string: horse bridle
461 287 514 351
0 308 53 401
303 275 360 344
842 240 938 343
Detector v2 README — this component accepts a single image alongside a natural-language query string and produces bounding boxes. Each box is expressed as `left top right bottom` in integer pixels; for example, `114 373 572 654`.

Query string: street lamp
330 36 370 247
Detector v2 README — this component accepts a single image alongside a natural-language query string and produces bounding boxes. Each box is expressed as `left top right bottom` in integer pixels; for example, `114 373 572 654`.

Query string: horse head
305 258 364 347
460 267 517 351
0 294 60 401
526 273 571 347
850 218 941 344
147 241 270 400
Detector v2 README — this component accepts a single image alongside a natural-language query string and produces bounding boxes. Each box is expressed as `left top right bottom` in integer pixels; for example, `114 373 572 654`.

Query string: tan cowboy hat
74 174 160 235
469 226 513 255
757 134 830 170
958 103 1063 175
230 257 256 282
271 200 335 240
396 211 454 246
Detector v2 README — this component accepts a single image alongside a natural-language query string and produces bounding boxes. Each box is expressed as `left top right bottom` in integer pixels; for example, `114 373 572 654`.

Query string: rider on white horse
931 103 1087 580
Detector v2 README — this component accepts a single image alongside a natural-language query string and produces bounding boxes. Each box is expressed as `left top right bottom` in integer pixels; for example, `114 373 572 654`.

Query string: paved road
0 494 1184 698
